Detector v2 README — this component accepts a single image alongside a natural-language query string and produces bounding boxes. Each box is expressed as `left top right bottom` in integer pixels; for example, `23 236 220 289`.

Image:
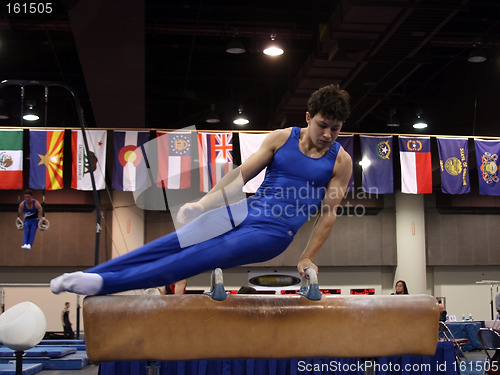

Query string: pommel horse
83 269 440 362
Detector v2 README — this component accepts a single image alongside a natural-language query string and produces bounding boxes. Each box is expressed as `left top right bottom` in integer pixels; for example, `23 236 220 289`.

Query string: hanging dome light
263 32 283 56
23 101 39 121
206 103 220 123
413 110 428 129
468 37 487 63
233 105 249 125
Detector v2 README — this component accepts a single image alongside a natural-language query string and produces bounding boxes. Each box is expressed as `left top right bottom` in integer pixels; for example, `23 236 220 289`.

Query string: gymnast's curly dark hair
307 84 350 122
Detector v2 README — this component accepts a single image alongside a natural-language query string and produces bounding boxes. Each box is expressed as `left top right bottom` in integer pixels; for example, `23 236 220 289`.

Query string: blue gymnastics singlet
247 127 341 232
24 199 39 220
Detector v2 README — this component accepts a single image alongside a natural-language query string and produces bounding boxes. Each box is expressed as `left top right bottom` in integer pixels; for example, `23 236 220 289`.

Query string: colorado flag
399 136 432 194
112 131 149 191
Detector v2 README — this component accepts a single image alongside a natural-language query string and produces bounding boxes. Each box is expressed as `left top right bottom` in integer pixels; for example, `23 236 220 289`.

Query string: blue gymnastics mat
39 339 85 346
32 352 89 370
0 363 43 375
0 352 89 370
0 346 76 358
39 343 87 351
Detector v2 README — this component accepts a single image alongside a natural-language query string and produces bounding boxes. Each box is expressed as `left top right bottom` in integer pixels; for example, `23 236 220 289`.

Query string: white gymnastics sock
50 272 103 295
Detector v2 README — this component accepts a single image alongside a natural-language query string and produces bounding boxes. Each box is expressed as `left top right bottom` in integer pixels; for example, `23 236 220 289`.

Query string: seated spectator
158 279 187 295
391 280 409 295
237 286 257 294
438 303 447 322
496 292 500 318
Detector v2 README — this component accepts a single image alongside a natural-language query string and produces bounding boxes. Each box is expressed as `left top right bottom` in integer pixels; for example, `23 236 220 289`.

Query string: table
446 321 484 351
99 341 457 375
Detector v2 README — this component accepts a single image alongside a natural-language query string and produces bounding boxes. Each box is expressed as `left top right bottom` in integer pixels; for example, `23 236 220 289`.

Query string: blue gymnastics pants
86 204 295 295
23 219 38 245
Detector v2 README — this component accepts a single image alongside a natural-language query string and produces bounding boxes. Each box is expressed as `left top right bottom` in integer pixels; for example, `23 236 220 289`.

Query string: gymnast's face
306 112 343 150
24 194 33 204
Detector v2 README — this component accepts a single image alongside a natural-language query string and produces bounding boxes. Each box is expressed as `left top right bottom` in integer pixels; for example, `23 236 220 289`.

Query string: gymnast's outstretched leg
50 203 236 295
51 219 293 295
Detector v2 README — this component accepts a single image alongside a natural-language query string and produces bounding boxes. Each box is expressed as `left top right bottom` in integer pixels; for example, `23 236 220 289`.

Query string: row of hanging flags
1 129 500 196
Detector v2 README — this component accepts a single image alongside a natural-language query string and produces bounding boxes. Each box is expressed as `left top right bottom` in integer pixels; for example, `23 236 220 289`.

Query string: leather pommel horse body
83 293 440 361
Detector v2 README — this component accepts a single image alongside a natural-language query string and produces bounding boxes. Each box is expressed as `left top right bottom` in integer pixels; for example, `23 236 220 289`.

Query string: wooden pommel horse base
83 292 440 362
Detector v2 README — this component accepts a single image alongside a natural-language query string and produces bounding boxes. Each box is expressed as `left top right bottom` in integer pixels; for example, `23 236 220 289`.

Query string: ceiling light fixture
233 105 249 125
263 31 284 56
468 46 487 63
413 109 428 129
23 100 39 121
206 103 220 123
226 30 246 54
468 37 487 63
386 108 400 127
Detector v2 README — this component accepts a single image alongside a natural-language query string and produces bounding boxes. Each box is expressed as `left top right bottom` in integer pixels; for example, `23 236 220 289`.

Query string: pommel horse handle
299 268 321 301
204 268 227 301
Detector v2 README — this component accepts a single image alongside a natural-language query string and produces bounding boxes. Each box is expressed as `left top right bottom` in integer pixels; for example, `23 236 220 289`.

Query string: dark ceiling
1 0 500 136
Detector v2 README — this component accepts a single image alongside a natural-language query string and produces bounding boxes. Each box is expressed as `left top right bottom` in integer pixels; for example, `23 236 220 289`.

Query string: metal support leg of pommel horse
83 268 440 369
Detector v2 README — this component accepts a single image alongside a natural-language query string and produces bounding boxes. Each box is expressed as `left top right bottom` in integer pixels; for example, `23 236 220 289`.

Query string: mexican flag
0 130 23 190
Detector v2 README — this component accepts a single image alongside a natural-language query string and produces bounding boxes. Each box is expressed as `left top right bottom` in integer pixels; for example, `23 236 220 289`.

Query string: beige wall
2 265 499 332
1 190 500 332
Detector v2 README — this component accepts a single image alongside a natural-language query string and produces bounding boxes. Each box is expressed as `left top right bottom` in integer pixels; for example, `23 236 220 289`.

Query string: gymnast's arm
17 202 24 219
177 129 290 223
34 200 44 217
297 147 352 277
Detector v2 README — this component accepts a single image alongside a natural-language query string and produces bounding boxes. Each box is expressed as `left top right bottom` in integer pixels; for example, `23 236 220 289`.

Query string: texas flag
112 131 150 191
399 136 432 194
